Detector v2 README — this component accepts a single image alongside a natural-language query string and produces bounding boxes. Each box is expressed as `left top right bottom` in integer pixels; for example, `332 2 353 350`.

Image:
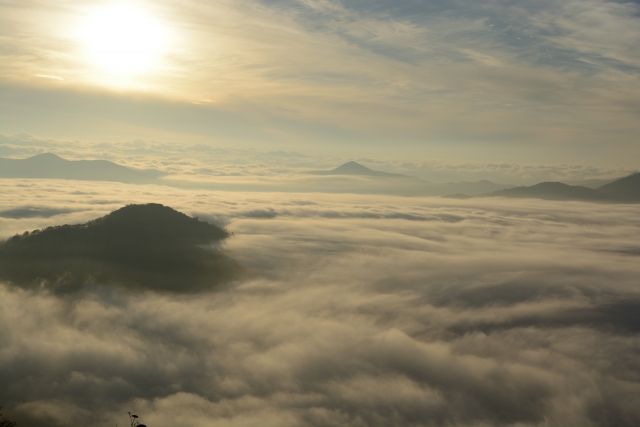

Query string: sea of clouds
1 179 640 427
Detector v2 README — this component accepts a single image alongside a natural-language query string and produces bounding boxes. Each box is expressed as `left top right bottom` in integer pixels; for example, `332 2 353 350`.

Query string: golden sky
1 0 639 165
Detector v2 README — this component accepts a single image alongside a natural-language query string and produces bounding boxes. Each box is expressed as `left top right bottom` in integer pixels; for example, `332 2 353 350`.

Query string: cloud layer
1 180 640 426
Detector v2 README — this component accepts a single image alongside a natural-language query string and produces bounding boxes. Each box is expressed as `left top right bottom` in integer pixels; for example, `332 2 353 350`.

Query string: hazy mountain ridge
0 155 513 195
0 153 164 183
486 173 640 202
0 203 240 293
597 173 640 202
308 161 421 179
560 177 619 189
487 182 612 202
2 154 637 201
308 161 515 195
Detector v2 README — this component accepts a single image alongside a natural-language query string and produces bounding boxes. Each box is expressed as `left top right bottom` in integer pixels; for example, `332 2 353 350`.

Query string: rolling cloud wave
1 181 640 426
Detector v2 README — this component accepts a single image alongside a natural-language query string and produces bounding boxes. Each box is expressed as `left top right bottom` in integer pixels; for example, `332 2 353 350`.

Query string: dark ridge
487 182 616 202
0 204 240 293
482 172 640 203
0 153 164 183
597 172 640 202
561 177 620 188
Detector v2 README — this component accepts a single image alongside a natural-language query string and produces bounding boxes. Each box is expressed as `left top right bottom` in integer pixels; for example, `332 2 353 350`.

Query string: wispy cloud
34 74 64 80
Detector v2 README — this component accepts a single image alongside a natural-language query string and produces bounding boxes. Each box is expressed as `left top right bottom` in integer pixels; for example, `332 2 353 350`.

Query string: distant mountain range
2 154 637 202
0 204 240 293
559 178 619 189
308 161 514 195
488 182 612 202
309 161 638 201
486 173 639 202
0 153 163 183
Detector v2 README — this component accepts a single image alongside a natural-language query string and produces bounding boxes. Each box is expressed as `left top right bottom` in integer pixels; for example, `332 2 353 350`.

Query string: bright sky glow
0 0 639 169
80 3 169 75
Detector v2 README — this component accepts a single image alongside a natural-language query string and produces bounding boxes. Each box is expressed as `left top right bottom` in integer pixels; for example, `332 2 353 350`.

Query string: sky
1 0 640 174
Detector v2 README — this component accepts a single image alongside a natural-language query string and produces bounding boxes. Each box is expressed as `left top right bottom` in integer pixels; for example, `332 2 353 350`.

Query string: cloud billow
1 186 640 427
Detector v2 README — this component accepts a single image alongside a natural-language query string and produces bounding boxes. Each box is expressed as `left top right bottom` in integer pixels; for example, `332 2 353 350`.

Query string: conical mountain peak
331 161 375 174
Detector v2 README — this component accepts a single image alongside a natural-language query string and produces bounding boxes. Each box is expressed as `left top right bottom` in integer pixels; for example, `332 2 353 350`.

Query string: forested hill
0 204 239 293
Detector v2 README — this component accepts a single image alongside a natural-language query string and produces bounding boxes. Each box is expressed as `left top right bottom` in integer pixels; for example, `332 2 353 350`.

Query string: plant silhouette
128 412 146 427
0 407 17 427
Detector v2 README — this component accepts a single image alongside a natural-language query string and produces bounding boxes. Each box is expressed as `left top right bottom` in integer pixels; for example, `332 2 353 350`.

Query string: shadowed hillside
560 177 620 188
487 182 613 201
0 204 240 293
597 172 640 201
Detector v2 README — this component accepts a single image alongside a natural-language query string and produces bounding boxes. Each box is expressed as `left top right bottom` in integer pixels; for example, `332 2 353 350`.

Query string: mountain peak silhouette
309 161 419 179
29 152 65 161
330 161 376 174
0 204 239 293
91 203 228 242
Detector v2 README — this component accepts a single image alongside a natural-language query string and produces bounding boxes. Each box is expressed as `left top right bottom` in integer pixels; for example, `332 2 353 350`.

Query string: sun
80 3 169 75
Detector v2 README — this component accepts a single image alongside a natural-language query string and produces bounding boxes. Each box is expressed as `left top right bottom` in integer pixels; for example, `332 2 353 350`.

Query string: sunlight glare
81 3 169 75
